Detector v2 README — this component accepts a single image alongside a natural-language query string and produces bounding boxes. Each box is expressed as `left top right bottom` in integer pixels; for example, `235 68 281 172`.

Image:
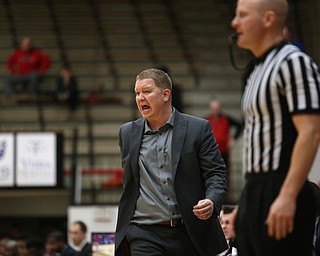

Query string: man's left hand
193 199 214 220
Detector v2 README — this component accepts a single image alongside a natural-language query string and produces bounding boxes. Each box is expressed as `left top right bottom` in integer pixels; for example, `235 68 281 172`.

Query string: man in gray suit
115 68 228 256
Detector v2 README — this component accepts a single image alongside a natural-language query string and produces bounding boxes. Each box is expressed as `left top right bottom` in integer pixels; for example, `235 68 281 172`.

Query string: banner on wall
0 133 15 187
16 133 57 187
0 132 63 188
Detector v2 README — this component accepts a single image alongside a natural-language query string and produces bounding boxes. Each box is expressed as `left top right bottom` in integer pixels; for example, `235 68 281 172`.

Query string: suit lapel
172 112 187 178
130 118 144 179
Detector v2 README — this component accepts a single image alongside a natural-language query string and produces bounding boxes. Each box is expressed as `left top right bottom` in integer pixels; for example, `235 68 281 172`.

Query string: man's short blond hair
136 68 172 91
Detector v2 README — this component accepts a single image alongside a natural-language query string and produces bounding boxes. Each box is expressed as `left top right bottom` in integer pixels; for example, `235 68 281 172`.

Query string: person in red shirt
205 99 243 194
5 37 51 96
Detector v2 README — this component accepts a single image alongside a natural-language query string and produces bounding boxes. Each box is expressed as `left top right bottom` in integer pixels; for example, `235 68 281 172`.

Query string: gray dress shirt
132 110 182 224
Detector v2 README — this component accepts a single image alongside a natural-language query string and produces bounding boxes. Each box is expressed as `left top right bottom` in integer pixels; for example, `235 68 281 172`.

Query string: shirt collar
255 40 288 64
73 240 88 251
144 108 175 134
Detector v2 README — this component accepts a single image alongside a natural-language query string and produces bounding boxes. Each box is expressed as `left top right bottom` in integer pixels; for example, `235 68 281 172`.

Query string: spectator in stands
158 66 184 112
45 231 76 256
5 37 51 96
69 221 91 256
217 205 237 256
25 238 45 256
16 235 29 256
55 65 79 119
282 25 305 52
0 237 17 256
206 99 243 170
205 99 243 198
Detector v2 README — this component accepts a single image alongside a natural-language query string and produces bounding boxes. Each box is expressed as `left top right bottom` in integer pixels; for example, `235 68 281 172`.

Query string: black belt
157 219 184 227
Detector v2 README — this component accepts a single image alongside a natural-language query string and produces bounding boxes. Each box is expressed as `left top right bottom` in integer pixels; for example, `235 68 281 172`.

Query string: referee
231 0 320 255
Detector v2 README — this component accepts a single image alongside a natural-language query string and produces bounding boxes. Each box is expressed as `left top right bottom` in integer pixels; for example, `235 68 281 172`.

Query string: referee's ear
263 10 276 29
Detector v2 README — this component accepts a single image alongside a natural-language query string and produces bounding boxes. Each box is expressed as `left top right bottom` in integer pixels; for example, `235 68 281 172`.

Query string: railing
65 167 123 204
162 0 200 86
290 0 304 48
2 0 18 49
87 0 119 90
130 0 159 65
46 0 69 65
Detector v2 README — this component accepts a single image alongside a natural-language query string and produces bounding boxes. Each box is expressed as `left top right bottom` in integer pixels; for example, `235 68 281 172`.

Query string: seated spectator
45 231 76 256
0 237 17 256
282 25 305 52
16 235 29 256
69 221 91 256
217 205 237 256
25 238 45 256
157 66 184 112
55 65 79 119
5 37 51 96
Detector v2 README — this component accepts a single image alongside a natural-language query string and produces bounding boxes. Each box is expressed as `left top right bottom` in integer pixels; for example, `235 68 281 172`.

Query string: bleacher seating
0 0 257 204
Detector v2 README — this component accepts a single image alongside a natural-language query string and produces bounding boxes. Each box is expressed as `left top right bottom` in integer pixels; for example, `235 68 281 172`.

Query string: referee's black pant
235 171 315 256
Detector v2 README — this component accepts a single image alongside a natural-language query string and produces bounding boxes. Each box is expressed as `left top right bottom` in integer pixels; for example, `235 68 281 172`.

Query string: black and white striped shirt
242 42 320 174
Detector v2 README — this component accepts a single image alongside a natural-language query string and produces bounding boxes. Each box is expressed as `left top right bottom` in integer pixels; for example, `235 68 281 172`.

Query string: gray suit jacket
115 110 228 256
